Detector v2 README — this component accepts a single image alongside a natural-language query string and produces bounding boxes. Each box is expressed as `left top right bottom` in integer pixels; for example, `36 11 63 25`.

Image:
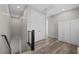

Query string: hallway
0 4 79 54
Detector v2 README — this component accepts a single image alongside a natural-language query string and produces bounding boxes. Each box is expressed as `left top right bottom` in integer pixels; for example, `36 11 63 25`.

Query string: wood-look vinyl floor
24 38 77 54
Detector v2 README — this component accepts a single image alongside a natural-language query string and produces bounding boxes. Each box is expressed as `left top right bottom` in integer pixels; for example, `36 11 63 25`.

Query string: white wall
22 8 28 51
48 17 58 38
0 14 10 54
10 9 28 53
10 18 23 53
0 5 10 53
10 16 28 53
48 7 79 39
26 7 46 42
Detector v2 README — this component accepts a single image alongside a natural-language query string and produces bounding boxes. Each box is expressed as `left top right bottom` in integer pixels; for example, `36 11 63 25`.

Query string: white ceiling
8 4 26 17
47 4 79 16
0 4 9 15
29 4 52 11
8 4 51 17
8 4 79 17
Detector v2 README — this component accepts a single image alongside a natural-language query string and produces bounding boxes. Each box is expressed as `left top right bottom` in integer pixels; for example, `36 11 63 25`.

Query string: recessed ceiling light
17 6 20 8
62 9 65 11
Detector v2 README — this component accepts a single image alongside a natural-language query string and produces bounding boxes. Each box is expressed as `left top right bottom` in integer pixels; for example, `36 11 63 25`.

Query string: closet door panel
58 19 79 46
64 21 71 43
71 19 79 46
58 21 64 41
58 21 71 43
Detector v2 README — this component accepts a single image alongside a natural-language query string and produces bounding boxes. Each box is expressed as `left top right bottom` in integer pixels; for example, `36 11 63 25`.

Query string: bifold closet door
71 19 79 46
58 21 70 43
58 19 79 46
63 21 71 43
58 21 64 41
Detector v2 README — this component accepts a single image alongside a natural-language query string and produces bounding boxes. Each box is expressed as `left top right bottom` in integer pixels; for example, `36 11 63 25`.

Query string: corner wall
26 7 46 42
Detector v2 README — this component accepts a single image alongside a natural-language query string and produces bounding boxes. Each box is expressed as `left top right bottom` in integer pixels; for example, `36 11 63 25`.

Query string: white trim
45 15 48 39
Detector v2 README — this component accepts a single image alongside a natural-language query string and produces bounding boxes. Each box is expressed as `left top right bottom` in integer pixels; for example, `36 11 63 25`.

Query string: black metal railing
27 30 35 51
1 35 11 54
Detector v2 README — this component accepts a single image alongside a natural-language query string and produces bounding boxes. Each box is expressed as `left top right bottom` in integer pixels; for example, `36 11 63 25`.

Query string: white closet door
58 21 64 41
71 19 79 46
64 21 71 43
58 19 79 46
58 21 71 43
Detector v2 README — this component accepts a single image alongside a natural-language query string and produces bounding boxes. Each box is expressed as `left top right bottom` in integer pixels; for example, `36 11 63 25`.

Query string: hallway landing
23 38 77 54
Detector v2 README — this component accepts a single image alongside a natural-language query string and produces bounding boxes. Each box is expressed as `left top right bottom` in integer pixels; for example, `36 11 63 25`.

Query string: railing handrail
27 30 35 51
1 35 11 54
